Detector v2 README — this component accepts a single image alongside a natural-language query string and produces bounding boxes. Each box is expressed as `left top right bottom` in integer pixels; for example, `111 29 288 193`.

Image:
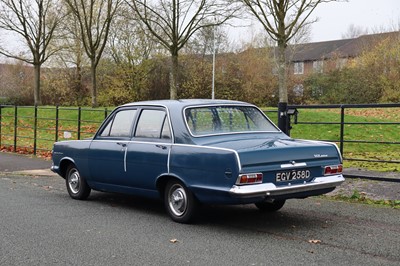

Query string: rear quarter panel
169 145 240 203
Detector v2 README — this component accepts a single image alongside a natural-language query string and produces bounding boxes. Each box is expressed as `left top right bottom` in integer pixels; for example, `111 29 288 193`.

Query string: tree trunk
169 54 178 100
33 64 42 106
277 44 288 103
90 58 98 107
277 42 289 134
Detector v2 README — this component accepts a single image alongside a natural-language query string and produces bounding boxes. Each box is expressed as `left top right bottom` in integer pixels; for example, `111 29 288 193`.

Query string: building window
336 58 348 70
294 62 304 75
313 60 323 73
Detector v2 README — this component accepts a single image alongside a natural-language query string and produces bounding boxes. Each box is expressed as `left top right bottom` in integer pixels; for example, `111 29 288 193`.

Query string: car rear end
227 138 344 200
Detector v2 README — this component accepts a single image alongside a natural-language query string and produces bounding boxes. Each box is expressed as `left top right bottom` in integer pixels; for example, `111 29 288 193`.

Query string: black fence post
340 106 345 156
77 107 81 140
13 106 17 152
278 102 288 135
0 105 2 147
55 105 59 142
33 105 38 155
104 108 108 119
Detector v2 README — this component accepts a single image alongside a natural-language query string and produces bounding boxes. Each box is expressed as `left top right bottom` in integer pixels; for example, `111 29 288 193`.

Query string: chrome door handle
117 142 127 147
156 144 167 150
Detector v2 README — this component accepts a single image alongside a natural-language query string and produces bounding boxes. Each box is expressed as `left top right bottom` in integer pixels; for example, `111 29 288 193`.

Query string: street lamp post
211 24 216 100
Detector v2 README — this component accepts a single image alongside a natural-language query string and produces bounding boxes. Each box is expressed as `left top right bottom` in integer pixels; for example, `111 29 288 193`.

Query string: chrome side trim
229 174 345 198
281 162 307 168
167 146 171 174
123 147 128 172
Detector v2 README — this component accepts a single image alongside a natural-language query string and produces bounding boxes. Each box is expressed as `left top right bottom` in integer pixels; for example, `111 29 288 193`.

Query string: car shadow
80 191 323 232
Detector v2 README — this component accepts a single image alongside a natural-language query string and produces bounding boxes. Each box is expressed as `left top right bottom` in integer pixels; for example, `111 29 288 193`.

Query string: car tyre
255 200 286 212
65 164 91 200
164 180 198 223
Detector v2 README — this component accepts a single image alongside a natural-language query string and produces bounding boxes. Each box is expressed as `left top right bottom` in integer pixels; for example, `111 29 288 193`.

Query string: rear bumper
229 174 345 198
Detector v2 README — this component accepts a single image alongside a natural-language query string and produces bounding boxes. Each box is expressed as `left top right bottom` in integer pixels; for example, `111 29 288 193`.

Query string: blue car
51 100 344 223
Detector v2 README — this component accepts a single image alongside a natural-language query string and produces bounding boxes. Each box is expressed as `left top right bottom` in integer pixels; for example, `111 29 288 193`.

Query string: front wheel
255 200 286 212
65 164 91 200
164 180 198 223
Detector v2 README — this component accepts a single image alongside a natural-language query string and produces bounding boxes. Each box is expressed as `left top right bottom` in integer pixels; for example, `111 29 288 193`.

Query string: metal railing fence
1 104 399 170
0 105 110 155
287 103 400 166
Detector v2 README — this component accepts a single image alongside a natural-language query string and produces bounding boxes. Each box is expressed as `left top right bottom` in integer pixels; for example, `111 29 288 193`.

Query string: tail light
324 164 343 176
236 173 263 185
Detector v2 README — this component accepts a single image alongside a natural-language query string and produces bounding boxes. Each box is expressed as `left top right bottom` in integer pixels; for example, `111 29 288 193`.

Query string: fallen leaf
170 239 178 243
308 239 322 244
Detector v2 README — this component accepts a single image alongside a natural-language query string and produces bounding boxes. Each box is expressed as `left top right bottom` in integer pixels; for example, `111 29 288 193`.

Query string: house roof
288 31 399 62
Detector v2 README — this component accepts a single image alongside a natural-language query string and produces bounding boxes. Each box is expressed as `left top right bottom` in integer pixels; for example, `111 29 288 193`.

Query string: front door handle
117 142 127 147
156 144 167 150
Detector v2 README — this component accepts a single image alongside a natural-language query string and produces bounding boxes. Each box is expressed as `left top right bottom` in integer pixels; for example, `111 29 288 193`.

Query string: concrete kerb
12 169 58 177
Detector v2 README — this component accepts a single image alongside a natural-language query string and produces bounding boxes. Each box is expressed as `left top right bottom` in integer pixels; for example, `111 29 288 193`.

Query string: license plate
276 169 311 182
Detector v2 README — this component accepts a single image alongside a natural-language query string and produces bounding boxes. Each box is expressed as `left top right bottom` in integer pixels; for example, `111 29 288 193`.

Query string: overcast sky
1 0 399 62
228 0 400 45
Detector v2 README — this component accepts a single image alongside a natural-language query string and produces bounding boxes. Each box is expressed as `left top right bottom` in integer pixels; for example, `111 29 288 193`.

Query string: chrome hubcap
169 185 187 217
68 169 80 194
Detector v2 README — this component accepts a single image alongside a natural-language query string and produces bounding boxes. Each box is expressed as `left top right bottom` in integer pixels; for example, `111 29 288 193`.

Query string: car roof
120 99 252 109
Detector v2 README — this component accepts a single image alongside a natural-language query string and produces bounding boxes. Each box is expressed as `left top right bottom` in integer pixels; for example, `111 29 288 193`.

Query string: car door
124 108 172 190
88 108 137 186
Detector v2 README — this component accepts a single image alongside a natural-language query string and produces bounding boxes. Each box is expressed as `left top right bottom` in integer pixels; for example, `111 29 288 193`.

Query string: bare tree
341 24 368 39
0 0 64 105
51 14 88 105
127 0 239 99
64 0 121 107
240 0 340 132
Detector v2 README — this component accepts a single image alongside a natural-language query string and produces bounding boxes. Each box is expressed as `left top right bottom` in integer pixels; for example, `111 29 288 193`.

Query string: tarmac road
0 153 399 265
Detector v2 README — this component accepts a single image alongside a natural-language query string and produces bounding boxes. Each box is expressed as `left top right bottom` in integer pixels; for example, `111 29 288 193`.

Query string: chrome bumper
229 175 345 198
50 165 59 173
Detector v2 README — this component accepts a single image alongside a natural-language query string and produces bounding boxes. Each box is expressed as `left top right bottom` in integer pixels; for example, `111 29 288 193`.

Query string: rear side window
100 109 137 138
135 109 171 139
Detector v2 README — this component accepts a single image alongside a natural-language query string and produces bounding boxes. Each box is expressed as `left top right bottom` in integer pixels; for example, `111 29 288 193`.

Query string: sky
228 0 400 45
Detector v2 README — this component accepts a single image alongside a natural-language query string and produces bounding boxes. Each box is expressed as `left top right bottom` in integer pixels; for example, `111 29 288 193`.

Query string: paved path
0 152 51 172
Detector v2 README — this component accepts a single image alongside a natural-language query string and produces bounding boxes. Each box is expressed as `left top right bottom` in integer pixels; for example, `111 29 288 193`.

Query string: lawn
287 108 400 172
0 105 399 172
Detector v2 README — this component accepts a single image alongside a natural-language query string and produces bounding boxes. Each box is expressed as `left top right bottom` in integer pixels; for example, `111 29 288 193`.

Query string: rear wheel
255 200 285 212
65 164 91 200
164 180 198 223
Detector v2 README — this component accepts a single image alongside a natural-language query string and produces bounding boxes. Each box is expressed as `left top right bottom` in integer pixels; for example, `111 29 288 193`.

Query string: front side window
135 109 171 139
185 105 279 136
99 109 137 138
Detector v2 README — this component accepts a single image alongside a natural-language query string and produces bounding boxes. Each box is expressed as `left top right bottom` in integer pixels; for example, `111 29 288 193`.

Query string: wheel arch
156 174 186 200
59 157 76 179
